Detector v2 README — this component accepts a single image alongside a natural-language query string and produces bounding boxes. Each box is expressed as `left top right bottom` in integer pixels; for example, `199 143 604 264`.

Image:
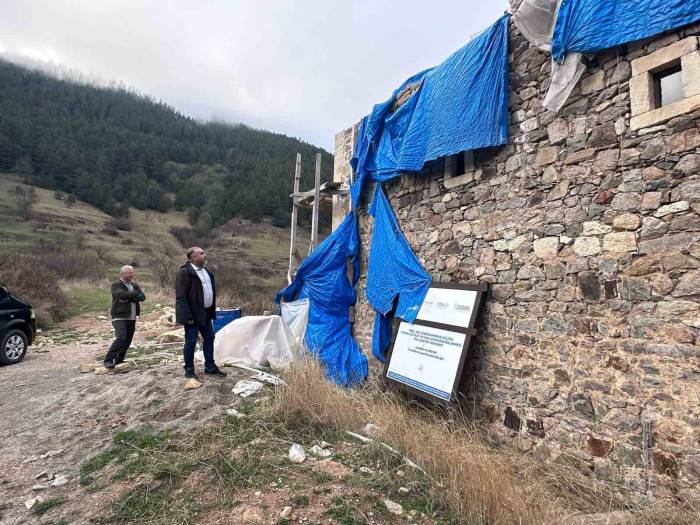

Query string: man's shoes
184 368 198 379
104 359 116 369
204 366 227 377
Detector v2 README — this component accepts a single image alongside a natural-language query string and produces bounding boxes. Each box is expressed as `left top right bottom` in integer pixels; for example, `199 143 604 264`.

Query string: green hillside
0 59 332 229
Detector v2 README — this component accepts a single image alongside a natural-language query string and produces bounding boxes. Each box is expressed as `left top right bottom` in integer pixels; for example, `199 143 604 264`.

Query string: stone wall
336 20 700 503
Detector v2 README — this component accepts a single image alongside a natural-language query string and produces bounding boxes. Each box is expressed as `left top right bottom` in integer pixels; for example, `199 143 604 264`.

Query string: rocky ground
0 309 452 525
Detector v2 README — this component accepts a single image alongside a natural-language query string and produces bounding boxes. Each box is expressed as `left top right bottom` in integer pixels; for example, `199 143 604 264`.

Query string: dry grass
271 359 699 525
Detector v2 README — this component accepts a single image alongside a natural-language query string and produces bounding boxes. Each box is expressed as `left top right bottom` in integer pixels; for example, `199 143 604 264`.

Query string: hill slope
0 173 310 310
0 58 332 228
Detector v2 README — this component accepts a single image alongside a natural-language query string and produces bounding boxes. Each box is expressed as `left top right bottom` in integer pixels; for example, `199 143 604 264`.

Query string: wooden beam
287 153 301 284
310 152 321 251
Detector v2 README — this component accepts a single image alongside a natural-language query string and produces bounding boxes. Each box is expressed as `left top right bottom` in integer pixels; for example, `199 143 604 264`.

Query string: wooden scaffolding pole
287 153 301 284
310 152 321 251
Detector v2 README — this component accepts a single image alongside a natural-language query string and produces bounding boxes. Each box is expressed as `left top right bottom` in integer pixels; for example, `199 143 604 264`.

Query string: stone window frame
443 150 478 189
630 36 700 130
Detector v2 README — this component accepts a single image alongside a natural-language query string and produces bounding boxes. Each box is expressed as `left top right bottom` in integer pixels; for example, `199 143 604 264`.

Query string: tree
15 185 38 221
13 156 34 177
65 193 77 208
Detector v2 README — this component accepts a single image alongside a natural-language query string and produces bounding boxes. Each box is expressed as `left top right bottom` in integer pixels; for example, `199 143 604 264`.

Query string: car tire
0 329 28 365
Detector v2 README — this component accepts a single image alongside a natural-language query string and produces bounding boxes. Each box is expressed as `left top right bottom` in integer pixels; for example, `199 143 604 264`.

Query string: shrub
105 217 133 232
168 226 209 248
0 254 68 327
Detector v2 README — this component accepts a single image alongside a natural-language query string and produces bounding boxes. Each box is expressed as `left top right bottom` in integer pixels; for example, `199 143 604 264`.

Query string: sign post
383 283 486 403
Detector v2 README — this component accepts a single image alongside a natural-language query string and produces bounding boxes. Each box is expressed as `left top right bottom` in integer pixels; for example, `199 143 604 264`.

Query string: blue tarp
275 213 367 386
350 13 510 207
366 185 431 361
551 0 700 63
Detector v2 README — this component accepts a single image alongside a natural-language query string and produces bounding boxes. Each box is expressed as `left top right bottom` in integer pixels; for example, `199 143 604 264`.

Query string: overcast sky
0 1 509 151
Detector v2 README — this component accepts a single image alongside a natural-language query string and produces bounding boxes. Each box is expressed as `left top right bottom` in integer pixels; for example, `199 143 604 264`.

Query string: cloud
0 0 508 150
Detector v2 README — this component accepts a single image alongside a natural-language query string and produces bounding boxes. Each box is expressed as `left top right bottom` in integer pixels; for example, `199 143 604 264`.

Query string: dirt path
0 316 246 524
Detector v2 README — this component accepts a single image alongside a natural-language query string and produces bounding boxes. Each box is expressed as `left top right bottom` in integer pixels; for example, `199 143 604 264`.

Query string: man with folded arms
104 265 145 368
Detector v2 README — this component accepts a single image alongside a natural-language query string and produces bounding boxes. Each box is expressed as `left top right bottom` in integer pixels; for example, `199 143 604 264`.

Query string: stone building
333 7 700 504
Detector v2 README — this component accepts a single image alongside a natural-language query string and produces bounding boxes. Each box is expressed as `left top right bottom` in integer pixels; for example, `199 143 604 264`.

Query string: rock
226 408 245 418
383 499 404 515
611 193 641 212
603 232 637 253
80 363 97 373
114 362 132 373
587 123 617 148
640 217 668 239
288 444 306 463
673 271 700 297
612 213 641 231
582 221 612 235
398 486 410 494
32 483 49 491
309 444 332 458
675 153 700 175
24 497 42 510
533 237 560 259
641 192 662 210
233 505 265 524
653 201 690 217
157 329 185 343
96 315 107 320
535 147 558 167
50 474 69 487
279 506 292 519
94 367 109 375
547 118 568 145
184 379 202 390
232 380 264 398
40 449 63 459
573 237 601 257
311 460 352 478
35 471 52 481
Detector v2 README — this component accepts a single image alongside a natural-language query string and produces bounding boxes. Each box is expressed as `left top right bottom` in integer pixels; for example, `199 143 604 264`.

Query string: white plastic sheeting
196 299 309 369
514 0 587 113
542 52 587 112
280 298 310 352
512 0 560 52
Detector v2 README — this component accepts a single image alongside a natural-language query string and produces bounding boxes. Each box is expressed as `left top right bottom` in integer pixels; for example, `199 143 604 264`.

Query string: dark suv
0 286 36 365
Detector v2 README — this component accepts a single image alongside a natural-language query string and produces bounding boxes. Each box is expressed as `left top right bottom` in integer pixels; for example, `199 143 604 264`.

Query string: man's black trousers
104 320 136 365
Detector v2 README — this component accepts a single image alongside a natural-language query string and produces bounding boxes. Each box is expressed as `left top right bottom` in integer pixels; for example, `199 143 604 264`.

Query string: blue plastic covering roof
275 213 367 386
350 13 510 207
551 0 700 63
366 185 431 361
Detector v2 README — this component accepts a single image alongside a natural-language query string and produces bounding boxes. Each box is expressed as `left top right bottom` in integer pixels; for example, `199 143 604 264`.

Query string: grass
64 285 111 318
33 496 66 516
270 359 700 525
80 427 169 485
0 173 301 299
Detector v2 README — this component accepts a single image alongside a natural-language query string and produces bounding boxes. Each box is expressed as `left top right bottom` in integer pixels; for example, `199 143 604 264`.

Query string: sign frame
382 282 487 403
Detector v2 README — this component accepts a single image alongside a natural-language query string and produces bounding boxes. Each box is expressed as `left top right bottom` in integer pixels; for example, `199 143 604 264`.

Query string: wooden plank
310 152 321 251
287 153 301 284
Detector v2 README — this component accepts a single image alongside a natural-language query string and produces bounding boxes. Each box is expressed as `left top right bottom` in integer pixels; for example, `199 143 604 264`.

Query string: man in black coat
104 265 145 368
175 246 226 379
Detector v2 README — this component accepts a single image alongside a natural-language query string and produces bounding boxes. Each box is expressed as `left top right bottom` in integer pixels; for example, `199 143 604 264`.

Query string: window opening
653 62 683 108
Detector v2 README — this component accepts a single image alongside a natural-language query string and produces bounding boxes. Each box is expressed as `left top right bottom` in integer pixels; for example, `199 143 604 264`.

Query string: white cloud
0 0 508 150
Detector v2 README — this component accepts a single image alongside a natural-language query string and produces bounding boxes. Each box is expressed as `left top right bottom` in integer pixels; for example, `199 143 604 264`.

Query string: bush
0 254 68 327
168 226 209 248
105 217 133 232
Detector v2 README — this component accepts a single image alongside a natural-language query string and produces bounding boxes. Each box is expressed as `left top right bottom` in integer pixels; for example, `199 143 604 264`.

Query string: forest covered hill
0 58 333 230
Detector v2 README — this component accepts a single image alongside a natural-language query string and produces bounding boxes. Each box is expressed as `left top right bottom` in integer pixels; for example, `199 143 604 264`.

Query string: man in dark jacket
175 246 226 379
104 265 145 368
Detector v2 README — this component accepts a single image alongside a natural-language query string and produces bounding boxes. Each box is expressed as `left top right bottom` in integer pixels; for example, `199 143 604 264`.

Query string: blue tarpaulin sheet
275 213 367 386
350 13 510 207
367 185 431 361
551 0 700 63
